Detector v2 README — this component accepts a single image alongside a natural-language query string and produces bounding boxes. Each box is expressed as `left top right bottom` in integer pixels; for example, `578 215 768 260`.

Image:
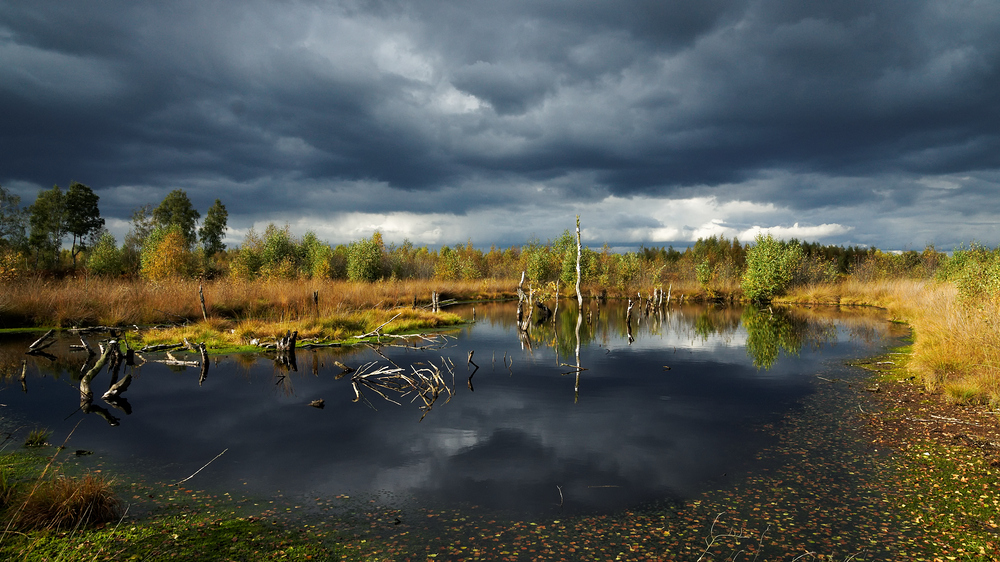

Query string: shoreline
2 308 998 559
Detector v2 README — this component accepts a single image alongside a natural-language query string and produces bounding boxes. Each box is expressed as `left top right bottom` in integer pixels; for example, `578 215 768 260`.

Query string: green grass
0 510 359 561
0 446 374 561
22 429 50 448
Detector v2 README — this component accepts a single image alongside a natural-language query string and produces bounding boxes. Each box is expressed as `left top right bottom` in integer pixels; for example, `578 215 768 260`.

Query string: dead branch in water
349 358 455 421
27 329 56 355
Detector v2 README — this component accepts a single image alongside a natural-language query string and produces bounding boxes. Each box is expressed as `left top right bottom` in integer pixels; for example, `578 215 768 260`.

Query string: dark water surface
0 302 894 518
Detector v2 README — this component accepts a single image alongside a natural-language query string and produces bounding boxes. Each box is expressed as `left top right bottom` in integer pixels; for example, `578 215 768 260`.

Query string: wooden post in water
199 284 208 321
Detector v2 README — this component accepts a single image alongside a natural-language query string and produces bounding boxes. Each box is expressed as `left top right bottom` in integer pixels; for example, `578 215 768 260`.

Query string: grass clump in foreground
22 429 50 448
0 446 368 561
0 440 123 534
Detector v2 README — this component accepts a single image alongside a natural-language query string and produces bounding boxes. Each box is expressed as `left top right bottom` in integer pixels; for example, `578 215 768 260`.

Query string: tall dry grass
784 278 1000 405
0 277 518 328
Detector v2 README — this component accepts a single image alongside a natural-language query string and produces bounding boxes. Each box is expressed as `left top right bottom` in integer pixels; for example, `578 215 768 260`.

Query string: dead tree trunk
575 215 583 308
276 330 298 352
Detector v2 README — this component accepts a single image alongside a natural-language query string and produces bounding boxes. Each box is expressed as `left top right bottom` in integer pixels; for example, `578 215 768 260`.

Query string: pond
0 300 897 523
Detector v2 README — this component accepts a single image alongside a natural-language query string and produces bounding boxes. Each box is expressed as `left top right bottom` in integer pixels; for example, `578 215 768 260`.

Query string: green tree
87 231 125 277
741 234 804 303
347 231 385 282
0 184 28 248
122 205 155 275
153 190 200 248
301 231 334 278
28 185 67 269
199 199 228 257
64 181 105 267
230 227 264 280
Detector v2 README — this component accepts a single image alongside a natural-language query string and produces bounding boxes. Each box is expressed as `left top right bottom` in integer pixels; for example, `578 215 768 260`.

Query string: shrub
86 231 125 277
347 231 384 282
230 227 264 280
259 224 301 279
936 243 1000 306
301 232 334 279
741 234 803 303
695 260 714 290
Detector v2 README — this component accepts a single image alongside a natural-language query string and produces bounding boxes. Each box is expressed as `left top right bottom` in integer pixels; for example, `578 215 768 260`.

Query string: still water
0 301 893 516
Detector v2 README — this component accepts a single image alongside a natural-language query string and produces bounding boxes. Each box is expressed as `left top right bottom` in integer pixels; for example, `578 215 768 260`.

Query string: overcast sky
3 1 999 251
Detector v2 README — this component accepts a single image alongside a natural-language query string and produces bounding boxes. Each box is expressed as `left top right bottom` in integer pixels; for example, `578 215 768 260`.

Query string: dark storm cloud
2 0 999 246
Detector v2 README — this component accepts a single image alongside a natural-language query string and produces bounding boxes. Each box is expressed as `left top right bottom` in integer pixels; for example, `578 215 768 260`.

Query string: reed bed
0 277 517 328
784 279 1000 405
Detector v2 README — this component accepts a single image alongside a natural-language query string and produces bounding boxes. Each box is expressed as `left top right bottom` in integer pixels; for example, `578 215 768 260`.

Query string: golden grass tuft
6 473 122 531
784 278 1000 406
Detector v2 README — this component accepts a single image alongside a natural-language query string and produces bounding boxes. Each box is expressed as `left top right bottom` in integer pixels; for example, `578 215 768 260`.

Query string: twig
354 313 403 339
174 448 228 486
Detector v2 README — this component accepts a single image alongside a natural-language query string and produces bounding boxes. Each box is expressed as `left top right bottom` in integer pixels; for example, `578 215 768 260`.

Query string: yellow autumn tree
0 247 26 282
140 226 194 280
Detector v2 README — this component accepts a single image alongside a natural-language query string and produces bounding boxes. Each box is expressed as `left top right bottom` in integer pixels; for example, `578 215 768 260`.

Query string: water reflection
0 301 894 515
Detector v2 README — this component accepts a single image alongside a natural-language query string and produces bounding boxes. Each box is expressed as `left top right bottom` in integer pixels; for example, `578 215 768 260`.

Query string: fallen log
140 342 185 353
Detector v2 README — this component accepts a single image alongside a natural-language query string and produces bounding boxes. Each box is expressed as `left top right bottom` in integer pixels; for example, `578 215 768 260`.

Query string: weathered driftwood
80 341 117 401
76 336 96 357
102 373 132 401
298 341 343 349
350 359 455 421
27 329 56 354
151 351 200 367
140 342 185 353
70 325 138 335
309 399 325 409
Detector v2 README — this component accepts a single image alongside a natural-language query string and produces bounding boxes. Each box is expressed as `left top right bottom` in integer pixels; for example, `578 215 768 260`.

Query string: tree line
0 184 226 280
0 182 952 300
